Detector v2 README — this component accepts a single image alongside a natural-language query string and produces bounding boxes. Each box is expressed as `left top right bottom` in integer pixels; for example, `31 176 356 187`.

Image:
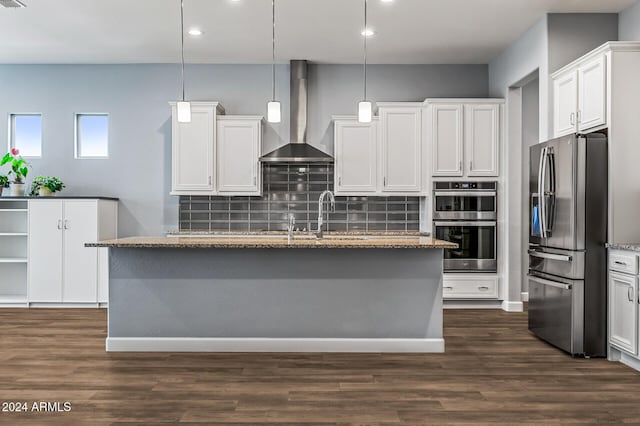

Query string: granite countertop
606 243 640 252
0 195 119 201
167 230 431 237
86 235 456 249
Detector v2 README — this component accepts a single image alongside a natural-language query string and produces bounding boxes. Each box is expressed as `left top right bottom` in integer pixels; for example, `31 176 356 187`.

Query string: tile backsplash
179 164 421 232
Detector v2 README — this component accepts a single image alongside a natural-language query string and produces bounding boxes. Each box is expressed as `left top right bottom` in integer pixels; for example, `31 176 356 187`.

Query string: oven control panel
433 181 497 191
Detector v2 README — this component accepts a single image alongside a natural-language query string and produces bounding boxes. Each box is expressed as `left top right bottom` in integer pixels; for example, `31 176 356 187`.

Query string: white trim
444 300 503 309
501 300 524 312
619 352 640 372
8 112 43 159
28 303 100 308
551 42 640 78
521 292 529 302
74 113 110 159
106 337 445 353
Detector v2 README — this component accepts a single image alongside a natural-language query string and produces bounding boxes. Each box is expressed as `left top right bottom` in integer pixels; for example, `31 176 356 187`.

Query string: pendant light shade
267 0 281 123
358 100 372 123
267 101 281 123
177 0 191 123
357 0 374 123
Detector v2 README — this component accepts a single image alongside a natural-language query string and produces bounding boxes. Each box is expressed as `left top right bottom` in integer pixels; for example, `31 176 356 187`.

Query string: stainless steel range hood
260 60 333 163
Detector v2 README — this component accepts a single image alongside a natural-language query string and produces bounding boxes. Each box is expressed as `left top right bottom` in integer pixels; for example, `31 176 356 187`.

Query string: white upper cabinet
430 103 463 176
334 118 378 194
552 53 607 137
216 117 262 195
577 55 606 132
465 104 500 177
553 70 578 137
379 105 422 192
170 102 224 195
428 100 502 178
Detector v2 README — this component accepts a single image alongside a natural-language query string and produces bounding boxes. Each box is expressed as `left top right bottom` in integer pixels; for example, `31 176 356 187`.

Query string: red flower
10 148 19 156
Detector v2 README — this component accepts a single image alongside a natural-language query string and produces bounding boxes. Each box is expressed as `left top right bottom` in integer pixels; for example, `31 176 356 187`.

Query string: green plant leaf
20 167 28 178
0 153 11 166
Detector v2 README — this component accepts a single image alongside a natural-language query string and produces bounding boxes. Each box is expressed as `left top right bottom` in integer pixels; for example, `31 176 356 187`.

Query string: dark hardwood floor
1 307 639 425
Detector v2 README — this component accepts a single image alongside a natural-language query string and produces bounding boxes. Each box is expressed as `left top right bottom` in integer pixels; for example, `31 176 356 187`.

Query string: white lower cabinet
443 275 499 300
28 199 117 306
608 248 640 356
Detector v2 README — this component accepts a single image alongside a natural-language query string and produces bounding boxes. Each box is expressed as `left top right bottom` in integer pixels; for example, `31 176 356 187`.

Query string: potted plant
0 175 8 196
0 149 30 196
29 176 65 197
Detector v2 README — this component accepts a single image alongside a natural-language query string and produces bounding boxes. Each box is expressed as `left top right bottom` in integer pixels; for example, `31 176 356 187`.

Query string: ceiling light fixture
188 28 203 36
177 0 191 123
267 0 281 123
380 0 393 3
358 0 373 123
361 28 375 37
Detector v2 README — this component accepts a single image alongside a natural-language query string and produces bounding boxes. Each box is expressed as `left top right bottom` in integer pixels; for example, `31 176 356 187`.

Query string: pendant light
267 0 281 123
358 0 373 123
177 0 191 123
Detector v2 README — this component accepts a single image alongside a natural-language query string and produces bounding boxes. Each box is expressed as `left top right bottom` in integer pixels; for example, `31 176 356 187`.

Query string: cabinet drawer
609 250 638 275
443 276 499 299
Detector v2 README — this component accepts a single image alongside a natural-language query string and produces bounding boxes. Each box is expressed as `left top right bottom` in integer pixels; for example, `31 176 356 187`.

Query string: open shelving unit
0 200 29 306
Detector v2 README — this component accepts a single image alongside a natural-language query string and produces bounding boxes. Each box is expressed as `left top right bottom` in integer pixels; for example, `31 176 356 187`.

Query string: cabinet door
578 55 606 132
28 200 63 303
381 107 422 192
217 119 261 195
465 104 499 177
431 104 464 177
62 201 98 303
171 104 215 194
553 70 578 137
334 120 377 194
609 271 638 354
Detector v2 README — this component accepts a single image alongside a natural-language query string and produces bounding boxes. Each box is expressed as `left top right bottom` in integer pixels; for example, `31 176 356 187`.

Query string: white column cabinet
465 104 500 177
428 100 502 178
430 103 464 177
609 271 638 355
333 118 378 194
216 117 263 195
28 199 118 306
552 53 607 137
379 105 422 192
170 102 224 195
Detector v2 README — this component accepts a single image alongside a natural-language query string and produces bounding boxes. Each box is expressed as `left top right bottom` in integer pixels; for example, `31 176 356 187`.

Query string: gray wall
620 1 640 40
0 63 488 236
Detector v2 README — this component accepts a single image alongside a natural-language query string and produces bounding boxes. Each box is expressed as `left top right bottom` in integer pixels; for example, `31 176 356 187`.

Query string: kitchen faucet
316 190 335 238
287 213 296 243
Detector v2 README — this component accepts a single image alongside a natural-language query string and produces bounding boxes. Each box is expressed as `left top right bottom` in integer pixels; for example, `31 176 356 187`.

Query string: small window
9 114 42 158
75 114 109 158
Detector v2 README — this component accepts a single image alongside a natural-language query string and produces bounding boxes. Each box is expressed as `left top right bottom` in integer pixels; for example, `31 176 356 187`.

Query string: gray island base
101 239 449 353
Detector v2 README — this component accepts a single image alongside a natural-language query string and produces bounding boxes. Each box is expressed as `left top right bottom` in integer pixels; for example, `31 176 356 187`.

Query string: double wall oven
433 181 497 273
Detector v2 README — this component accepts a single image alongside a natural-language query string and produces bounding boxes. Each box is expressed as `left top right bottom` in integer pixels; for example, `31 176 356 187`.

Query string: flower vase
38 187 54 197
9 183 25 196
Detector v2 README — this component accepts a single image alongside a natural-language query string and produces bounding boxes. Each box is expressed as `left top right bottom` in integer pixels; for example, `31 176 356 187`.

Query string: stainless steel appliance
528 133 608 357
433 181 497 272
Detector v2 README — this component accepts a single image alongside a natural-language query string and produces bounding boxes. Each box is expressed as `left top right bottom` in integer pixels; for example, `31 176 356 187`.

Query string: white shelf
0 233 28 237
0 209 28 212
0 258 28 263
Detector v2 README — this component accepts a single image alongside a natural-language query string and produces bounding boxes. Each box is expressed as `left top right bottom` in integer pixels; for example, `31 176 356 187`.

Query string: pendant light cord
363 0 367 101
272 0 276 101
180 0 186 102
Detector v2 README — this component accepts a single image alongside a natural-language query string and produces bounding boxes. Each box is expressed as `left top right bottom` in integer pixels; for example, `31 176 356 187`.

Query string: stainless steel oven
433 181 497 272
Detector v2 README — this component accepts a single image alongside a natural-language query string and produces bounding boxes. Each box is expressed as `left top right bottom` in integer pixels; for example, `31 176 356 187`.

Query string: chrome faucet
287 213 296 243
316 190 335 238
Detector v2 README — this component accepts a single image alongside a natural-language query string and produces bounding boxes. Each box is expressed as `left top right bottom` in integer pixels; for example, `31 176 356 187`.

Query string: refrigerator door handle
545 148 556 234
528 249 572 262
528 274 572 291
538 147 547 237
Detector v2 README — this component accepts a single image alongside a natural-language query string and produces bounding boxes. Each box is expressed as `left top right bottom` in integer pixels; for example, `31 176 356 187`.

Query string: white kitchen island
88 234 455 353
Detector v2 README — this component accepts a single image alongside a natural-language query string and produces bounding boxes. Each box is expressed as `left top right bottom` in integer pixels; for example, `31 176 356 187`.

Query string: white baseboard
521 292 529 302
444 300 503 309
619 352 640 372
501 301 524 312
106 337 445 353
28 303 100 308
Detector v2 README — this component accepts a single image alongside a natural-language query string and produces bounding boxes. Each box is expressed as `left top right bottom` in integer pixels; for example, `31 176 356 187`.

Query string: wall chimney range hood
260 60 333 163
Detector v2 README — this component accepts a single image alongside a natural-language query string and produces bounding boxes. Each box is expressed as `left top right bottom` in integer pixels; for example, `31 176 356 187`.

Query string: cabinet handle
577 110 582 123
570 112 575 126
253 176 257 186
208 176 212 186
629 286 634 302
614 260 627 266
470 161 473 171
63 220 69 230
478 286 490 291
443 286 453 290
57 220 62 230
383 177 387 187
459 161 462 172
338 176 342 186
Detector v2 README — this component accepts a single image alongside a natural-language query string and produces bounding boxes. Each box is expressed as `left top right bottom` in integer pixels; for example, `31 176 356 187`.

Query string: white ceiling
0 0 635 64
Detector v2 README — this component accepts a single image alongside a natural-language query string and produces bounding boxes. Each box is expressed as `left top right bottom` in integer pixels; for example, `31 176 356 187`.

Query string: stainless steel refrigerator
528 133 607 357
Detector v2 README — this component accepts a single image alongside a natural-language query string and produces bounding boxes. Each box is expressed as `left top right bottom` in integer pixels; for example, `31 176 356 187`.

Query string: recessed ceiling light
381 0 394 2
188 28 203 36
361 28 375 37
